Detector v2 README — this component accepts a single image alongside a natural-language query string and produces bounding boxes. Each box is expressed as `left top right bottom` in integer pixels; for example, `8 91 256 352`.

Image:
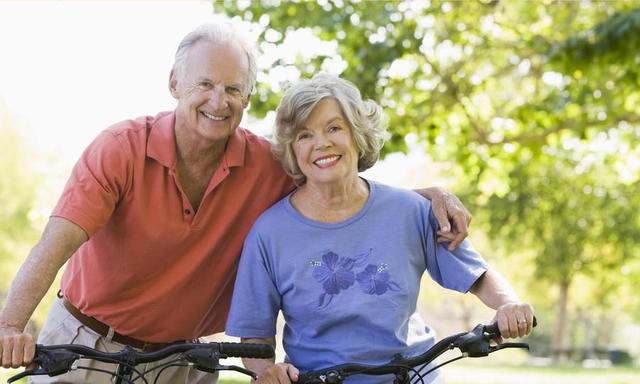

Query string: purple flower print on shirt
310 249 371 308
356 263 401 295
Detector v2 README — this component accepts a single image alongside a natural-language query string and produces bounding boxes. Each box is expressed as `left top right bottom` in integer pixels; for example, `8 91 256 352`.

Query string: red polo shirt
54 111 293 342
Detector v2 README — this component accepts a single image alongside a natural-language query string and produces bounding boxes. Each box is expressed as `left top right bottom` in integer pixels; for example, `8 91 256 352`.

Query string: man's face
170 40 249 144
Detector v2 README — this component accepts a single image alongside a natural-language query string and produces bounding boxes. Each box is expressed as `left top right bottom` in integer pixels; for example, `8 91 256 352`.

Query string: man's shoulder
105 111 171 137
235 128 286 176
236 127 273 151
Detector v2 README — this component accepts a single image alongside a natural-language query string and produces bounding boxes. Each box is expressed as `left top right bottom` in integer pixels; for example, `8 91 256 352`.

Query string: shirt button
184 209 191 215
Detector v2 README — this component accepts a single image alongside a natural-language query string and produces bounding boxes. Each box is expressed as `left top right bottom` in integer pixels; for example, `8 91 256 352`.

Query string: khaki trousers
30 298 218 384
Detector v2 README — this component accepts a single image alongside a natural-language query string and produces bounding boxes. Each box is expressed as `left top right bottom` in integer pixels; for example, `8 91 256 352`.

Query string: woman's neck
291 177 370 223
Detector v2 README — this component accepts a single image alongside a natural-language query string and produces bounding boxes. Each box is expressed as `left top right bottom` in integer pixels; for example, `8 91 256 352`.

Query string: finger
507 312 519 339
496 311 509 340
436 232 456 243
517 317 527 338
275 364 293 383
447 213 469 251
432 201 451 234
2 338 12 368
287 364 300 382
447 224 468 251
525 306 535 336
12 337 24 368
24 337 35 366
464 209 472 226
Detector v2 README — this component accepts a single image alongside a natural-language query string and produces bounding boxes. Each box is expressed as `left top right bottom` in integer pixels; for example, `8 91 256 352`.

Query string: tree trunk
552 279 570 363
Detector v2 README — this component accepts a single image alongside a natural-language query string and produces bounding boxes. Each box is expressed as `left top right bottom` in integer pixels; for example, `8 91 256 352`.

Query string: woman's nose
313 133 332 150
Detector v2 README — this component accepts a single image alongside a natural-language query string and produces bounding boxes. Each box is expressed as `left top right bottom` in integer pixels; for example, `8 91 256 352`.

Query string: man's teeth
202 111 226 121
315 156 340 165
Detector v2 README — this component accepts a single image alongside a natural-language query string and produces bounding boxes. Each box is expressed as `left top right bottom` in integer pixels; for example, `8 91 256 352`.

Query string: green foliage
0 107 41 297
215 0 640 352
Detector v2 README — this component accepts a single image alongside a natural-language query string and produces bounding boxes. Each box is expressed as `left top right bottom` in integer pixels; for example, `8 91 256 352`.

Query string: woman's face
292 98 360 186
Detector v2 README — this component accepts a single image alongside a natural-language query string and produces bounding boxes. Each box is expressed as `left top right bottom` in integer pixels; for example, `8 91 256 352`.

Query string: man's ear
168 69 179 99
242 94 251 109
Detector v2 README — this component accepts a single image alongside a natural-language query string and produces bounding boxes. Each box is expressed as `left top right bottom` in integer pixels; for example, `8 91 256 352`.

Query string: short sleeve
51 131 132 236
421 202 488 293
225 226 281 338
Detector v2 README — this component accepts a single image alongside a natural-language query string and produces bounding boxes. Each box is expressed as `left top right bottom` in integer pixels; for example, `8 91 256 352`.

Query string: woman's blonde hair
273 74 389 184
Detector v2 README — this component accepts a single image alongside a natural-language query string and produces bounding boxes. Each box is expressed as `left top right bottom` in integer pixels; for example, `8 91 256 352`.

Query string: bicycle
297 318 537 383
7 341 273 384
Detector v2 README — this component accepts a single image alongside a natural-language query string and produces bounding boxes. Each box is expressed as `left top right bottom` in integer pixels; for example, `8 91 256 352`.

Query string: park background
1 1 639 383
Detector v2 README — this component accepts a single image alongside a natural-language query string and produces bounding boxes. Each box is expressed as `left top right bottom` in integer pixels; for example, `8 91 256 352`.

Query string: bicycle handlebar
8 341 274 383
298 317 537 384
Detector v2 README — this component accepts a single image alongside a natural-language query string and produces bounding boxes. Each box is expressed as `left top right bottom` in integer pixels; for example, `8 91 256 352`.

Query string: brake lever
215 364 260 379
7 368 50 383
491 342 530 351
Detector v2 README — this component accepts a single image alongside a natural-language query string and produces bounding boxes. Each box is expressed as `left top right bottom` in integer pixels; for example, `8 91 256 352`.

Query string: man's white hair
173 17 257 96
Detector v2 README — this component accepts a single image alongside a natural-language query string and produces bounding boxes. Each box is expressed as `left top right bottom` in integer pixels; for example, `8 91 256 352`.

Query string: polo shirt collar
147 111 247 169
147 111 177 168
224 128 246 168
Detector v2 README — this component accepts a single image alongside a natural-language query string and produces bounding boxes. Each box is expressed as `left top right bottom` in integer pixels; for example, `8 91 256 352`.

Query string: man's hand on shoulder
415 186 472 251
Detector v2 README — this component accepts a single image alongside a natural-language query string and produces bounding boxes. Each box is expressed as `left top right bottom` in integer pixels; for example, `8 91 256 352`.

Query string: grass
2 364 639 383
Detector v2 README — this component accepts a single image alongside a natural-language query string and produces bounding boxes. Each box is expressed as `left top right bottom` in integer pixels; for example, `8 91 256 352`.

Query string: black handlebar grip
484 316 538 336
218 342 274 359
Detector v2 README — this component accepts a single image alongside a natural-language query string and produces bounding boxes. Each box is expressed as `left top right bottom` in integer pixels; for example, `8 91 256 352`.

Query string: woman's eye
297 133 310 140
329 126 341 132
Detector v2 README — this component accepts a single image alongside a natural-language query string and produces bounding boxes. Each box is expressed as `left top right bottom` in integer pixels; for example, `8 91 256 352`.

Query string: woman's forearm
469 268 520 309
240 337 277 376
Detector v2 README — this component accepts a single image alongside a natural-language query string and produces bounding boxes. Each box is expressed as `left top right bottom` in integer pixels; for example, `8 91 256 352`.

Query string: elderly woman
225 74 534 383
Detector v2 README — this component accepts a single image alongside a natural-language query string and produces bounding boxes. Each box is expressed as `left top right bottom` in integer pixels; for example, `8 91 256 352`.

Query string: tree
0 104 48 332
216 0 640 361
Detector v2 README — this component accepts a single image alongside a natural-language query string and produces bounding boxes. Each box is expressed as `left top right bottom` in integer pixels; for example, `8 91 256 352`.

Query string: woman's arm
241 337 299 383
469 268 535 338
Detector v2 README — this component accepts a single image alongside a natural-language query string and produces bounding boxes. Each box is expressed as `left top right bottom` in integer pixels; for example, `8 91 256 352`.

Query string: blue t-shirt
226 181 487 383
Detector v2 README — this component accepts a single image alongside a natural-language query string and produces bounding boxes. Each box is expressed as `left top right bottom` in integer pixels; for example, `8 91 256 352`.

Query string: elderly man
0 20 470 383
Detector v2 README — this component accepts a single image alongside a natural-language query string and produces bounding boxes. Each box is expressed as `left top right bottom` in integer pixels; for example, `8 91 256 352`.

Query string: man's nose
208 86 228 109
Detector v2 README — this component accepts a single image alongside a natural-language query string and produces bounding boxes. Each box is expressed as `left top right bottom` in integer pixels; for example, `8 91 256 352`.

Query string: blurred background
1 1 639 383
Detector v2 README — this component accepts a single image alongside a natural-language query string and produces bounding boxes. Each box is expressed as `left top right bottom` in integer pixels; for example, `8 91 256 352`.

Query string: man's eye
226 86 242 95
197 81 213 90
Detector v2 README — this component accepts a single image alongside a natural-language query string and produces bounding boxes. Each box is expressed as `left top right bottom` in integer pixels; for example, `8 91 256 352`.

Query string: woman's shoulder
369 180 432 210
248 194 292 234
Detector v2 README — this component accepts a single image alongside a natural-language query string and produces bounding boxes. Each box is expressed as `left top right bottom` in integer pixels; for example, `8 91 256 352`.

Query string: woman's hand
494 301 535 339
254 362 299 383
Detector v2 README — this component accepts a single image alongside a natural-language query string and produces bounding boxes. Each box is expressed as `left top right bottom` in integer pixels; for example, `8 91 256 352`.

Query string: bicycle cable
415 355 465 378
74 365 146 384
152 362 191 384
338 363 426 384
73 354 148 384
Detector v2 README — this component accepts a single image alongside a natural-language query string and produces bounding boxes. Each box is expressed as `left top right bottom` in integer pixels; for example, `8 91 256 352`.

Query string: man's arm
414 187 472 250
469 268 534 339
0 217 87 368
240 337 298 383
